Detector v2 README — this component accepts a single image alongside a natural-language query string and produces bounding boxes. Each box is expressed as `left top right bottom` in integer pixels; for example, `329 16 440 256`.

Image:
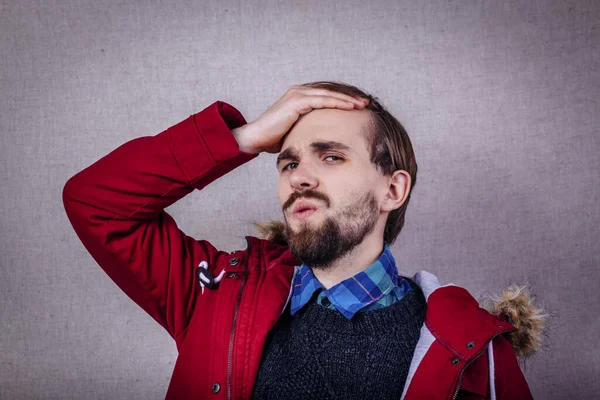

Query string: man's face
276 108 389 268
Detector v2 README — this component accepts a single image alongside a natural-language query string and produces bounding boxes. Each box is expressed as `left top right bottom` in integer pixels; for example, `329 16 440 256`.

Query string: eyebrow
310 140 351 153
276 141 351 168
276 147 299 168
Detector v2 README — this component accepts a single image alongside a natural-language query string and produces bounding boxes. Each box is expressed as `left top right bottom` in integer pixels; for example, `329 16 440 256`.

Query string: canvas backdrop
1 0 599 398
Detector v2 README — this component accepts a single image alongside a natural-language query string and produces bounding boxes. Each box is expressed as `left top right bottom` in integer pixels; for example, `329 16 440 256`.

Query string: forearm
63 101 256 224
61 101 257 338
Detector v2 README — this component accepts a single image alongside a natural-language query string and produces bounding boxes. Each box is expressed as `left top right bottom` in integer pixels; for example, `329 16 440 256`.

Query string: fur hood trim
254 219 288 244
484 284 547 359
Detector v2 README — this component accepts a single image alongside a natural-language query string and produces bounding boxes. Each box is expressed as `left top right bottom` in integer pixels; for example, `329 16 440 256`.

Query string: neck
311 231 385 290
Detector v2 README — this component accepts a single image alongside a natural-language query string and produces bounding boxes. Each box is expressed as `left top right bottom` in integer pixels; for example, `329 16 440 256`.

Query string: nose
289 162 319 192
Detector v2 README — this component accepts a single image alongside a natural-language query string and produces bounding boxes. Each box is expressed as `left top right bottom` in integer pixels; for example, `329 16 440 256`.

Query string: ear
380 170 411 212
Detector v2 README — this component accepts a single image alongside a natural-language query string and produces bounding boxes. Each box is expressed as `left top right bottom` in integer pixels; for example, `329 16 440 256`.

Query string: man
63 82 539 399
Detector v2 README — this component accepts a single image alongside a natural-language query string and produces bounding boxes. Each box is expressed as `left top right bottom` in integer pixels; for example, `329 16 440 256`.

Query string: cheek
327 179 361 207
333 174 382 208
277 180 289 207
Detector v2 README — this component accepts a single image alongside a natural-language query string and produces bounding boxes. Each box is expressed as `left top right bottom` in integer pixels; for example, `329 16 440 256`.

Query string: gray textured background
1 0 599 399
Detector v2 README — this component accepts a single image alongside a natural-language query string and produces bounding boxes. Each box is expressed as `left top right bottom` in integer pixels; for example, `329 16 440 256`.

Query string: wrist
232 124 261 155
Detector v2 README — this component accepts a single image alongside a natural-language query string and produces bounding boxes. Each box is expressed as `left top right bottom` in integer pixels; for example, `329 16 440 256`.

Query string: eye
281 162 298 171
324 155 343 162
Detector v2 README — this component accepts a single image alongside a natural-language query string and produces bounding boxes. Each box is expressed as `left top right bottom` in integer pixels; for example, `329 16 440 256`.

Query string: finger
299 88 368 107
303 88 367 106
296 95 356 114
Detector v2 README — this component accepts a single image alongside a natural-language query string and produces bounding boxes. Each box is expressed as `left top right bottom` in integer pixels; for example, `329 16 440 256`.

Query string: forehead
281 108 372 154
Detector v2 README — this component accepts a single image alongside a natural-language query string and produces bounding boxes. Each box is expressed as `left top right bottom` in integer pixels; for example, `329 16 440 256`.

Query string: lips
290 201 320 219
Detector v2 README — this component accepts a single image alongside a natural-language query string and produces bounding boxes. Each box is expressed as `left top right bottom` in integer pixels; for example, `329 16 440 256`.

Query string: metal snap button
229 257 240 266
321 297 331 307
451 357 460 366
211 382 220 393
466 341 475 349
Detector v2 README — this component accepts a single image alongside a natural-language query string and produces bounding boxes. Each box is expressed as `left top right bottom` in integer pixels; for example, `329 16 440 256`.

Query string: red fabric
491 334 535 399
63 102 533 399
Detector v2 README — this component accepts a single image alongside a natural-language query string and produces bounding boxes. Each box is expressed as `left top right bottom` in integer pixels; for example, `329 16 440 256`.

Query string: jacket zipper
227 237 250 400
450 329 513 400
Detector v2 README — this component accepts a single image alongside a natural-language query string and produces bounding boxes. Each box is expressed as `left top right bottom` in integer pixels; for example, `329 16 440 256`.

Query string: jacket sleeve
492 334 535 399
62 101 257 341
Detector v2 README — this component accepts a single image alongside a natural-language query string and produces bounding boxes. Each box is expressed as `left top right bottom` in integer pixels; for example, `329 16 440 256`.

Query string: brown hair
257 81 417 245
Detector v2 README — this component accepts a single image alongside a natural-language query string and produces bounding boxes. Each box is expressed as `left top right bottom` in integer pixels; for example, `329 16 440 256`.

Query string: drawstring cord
197 261 226 294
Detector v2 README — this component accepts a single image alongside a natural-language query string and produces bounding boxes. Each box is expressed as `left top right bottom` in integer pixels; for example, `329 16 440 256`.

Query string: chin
289 215 323 230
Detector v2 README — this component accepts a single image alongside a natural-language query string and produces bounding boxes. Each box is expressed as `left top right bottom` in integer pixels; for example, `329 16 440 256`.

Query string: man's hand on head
231 84 369 155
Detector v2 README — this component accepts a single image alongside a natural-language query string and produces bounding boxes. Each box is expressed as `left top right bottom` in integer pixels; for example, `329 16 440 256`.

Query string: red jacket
63 101 534 399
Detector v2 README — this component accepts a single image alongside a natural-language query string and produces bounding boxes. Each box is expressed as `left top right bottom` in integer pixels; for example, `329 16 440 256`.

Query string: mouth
290 201 320 220
292 209 318 220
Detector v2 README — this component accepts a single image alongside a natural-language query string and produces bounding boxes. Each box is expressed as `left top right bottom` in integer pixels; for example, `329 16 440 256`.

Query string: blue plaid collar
290 246 410 319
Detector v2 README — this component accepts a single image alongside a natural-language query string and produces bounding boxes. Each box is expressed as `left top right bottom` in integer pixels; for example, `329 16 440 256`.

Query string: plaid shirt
290 246 412 319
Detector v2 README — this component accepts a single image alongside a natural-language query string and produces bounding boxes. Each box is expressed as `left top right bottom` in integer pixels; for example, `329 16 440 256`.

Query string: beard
283 189 379 270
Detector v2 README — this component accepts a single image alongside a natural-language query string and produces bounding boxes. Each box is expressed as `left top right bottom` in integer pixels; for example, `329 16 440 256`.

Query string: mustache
283 190 331 212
